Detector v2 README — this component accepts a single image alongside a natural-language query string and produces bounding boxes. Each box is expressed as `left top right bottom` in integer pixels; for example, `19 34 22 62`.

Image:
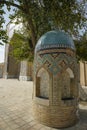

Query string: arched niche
61 68 75 100
66 68 74 78
36 67 49 99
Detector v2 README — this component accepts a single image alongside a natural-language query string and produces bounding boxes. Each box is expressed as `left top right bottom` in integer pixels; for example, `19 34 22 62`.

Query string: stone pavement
0 79 87 130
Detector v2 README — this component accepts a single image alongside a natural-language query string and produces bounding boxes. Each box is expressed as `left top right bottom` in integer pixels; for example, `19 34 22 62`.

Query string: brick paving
0 79 87 130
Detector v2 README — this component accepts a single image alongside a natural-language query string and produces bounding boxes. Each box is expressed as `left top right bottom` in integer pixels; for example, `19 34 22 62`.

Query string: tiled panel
34 51 77 77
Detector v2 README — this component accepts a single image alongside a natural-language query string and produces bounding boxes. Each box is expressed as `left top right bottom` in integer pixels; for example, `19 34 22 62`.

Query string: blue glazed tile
35 30 75 53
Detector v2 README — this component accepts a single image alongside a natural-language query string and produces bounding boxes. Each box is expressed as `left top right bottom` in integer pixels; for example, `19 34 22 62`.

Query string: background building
0 63 4 78
4 19 33 80
3 20 21 79
80 61 87 86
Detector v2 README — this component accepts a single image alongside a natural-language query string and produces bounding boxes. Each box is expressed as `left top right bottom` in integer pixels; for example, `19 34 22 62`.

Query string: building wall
80 61 87 86
27 62 33 80
85 62 87 86
4 43 20 79
19 61 33 81
0 63 4 78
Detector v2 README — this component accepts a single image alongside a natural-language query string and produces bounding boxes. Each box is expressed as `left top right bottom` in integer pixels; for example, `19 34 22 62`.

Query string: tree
75 33 87 61
0 29 8 45
9 32 34 61
0 0 87 60
0 4 8 45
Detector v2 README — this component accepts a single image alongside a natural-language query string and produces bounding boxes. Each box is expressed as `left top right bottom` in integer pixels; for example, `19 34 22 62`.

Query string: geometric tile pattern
59 60 67 68
44 60 51 68
34 51 77 76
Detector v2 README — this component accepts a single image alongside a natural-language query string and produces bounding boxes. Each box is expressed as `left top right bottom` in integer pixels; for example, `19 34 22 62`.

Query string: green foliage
0 4 8 45
75 33 87 61
0 29 8 45
9 32 34 61
40 0 87 36
0 4 5 28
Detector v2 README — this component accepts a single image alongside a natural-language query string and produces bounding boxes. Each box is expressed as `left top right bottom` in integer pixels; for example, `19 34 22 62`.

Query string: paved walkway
0 79 87 130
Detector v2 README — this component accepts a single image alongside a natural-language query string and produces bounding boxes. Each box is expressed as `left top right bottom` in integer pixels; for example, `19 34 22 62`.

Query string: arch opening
61 68 75 100
36 68 49 99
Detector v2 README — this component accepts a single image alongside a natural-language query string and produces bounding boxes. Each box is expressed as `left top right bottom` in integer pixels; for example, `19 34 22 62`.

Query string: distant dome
35 30 75 53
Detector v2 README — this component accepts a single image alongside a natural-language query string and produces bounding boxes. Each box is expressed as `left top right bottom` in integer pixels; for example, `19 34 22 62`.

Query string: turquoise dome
35 30 75 53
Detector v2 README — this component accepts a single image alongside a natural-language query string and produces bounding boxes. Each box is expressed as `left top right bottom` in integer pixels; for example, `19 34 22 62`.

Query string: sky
0 6 14 63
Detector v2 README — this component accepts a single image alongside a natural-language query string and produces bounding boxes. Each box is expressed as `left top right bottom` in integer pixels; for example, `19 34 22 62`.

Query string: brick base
33 103 79 128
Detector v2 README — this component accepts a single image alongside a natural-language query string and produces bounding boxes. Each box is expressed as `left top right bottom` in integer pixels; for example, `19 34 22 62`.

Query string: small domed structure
33 30 79 128
35 30 75 52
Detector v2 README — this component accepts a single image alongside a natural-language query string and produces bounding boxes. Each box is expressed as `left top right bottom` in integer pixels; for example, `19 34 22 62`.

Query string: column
79 61 85 86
